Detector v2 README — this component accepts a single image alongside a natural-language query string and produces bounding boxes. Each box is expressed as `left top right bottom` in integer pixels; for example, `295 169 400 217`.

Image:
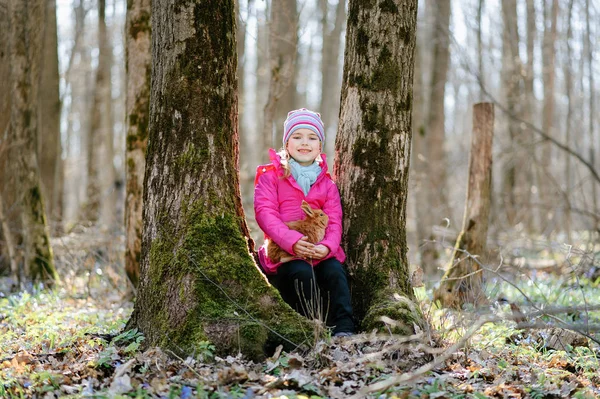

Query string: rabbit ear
301 201 313 216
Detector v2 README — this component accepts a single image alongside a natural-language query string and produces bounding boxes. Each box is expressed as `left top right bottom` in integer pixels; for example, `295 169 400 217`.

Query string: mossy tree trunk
124 0 151 289
334 0 419 333
38 0 63 234
128 0 313 360
434 103 494 309
7 0 57 285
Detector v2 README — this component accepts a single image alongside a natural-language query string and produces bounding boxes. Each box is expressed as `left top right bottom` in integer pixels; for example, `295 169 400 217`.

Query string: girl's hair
276 146 323 178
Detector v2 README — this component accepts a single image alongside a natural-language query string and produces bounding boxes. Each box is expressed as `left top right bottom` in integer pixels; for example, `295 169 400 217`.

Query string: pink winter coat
254 149 346 274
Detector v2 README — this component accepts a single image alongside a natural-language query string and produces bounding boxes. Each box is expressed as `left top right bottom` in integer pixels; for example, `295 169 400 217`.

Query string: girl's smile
286 128 321 166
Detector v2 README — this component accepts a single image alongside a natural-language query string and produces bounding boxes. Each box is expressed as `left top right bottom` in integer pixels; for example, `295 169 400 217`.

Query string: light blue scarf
289 158 321 196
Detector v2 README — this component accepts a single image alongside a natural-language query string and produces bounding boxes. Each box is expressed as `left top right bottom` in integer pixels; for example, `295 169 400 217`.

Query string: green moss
362 288 423 334
379 0 398 13
356 28 370 59
143 199 315 360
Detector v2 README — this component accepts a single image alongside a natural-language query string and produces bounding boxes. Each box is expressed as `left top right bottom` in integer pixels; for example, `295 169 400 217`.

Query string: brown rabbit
267 200 329 263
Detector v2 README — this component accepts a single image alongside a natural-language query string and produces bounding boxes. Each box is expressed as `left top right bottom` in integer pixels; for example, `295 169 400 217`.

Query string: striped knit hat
283 108 325 146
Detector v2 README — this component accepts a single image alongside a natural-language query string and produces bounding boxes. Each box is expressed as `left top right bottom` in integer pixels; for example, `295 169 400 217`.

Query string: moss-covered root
361 288 425 335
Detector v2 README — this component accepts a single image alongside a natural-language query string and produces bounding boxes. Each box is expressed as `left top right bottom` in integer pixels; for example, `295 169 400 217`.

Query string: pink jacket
254 149 346 274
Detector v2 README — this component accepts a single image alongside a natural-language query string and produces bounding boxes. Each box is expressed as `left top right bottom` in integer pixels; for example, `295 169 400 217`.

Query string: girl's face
286 128 321 166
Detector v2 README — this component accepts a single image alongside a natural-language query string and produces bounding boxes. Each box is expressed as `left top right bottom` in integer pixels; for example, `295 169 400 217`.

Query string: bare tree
38 0 62 233
435 103 494 308
539 0 559 227
262 0 298 148
319 0 345 155
7 0 57 285
124 0 151 288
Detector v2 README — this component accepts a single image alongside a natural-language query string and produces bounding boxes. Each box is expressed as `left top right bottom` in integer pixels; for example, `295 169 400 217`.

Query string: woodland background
0 0 600 397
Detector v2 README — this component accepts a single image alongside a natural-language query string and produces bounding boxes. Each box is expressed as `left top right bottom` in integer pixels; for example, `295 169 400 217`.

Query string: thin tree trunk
335 0 420 332
255 6 270 162
0 1 10 275
476 0 484 99
500 0 525 227
124 0 151 288
262 0 297 148
98 0 116 229
319 0 345 138
540 0 558 227
585 0 598 230
7 0 57 285
434 103 494 309
128 0 312 359
563 0 575 241
38 0 62 233
421 0 451 276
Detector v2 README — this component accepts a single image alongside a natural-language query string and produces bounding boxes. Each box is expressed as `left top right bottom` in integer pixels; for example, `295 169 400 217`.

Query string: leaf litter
0 229 599 398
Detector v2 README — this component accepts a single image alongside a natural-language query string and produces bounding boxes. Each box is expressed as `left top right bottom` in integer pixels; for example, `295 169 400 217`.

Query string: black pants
272 258 354 334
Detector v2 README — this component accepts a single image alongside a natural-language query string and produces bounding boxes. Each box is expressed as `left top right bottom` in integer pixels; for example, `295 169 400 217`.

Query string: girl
254 108 354 337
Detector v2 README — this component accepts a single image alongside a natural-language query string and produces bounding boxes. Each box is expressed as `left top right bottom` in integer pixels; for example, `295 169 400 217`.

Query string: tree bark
0 0 11 273
38 0 62 233
125 0 151 288
335 0 419 333
539 0 558 227
128 0 312 359
262 0 298 148
97 0 117 229
425 0 450 221
585 0 598 230
7 0 57 285
500 0 526 227
419 0 450 276
434 103 494 309
563 0 574 240
319 0 345 156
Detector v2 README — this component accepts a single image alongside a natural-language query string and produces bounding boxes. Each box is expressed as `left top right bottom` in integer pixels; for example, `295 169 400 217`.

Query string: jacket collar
268 148 329 176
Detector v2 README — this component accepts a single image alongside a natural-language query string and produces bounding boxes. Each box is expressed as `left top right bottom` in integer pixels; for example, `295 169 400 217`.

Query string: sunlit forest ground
1 229 599 398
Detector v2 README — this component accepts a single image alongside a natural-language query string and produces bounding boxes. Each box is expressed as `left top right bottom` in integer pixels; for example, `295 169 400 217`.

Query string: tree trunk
262 0 298 148
38 0 62 233
7 0 57 285
476 0 484 99
128 0 312 359
0 0 11 273
500 0 526 227
563 0 574 241
434 103 494 309
0 194 19 284
585 0 598 230
97 0 117 229
124 0 151 289
420 0 450 276
83 0 110 223
319 0 345 156
255 6 270 163
335 0 419 333
539 0 558 228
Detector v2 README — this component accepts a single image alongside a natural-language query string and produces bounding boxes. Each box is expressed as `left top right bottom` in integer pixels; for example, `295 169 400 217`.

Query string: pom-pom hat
283 108 325 146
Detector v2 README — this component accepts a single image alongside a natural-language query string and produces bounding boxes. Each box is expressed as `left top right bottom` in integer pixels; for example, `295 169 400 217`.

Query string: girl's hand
311 244 330 260
293 237 315 259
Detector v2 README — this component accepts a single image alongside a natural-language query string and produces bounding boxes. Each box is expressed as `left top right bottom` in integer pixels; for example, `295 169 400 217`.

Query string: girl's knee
317 259 347 280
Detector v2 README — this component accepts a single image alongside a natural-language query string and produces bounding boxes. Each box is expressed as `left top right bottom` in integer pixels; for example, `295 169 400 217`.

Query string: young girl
254 108 354 337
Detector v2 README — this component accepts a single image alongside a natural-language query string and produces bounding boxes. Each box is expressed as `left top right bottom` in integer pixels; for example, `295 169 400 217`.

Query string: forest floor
1 229 600 398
